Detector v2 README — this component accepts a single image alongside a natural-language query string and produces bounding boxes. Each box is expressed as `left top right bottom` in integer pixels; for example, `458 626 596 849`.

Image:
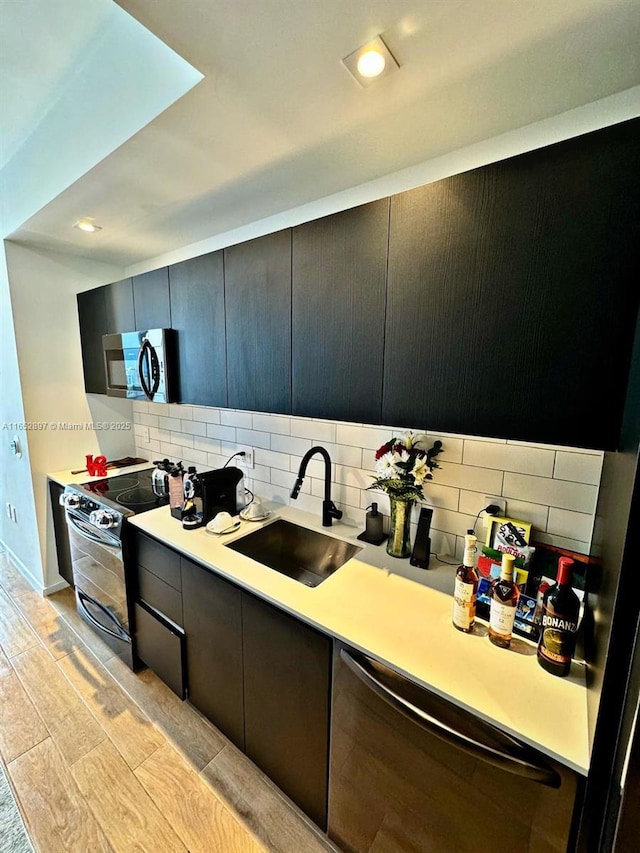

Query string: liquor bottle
488 553 519 648
452 531 479 633
537 557 581 677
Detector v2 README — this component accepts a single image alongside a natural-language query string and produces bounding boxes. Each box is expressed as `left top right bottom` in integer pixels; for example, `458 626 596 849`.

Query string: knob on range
60 492 81 509
89 509 118 529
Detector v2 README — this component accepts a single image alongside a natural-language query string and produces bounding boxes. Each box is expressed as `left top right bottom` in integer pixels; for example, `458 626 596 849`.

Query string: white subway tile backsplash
503 472 597 515
134 406 603 555
236 428 270 450
221 410 253 428
554 451 604 486
547 507 594 543
290 418 336 443
206 423 236 442
463 441 554 478
435 462 503 495
252 413 291 435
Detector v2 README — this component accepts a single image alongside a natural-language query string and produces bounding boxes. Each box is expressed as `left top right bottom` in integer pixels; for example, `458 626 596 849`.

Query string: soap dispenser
358 503 386 545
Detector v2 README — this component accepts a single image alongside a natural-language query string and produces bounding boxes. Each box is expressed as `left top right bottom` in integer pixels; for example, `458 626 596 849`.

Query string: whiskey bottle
537 557 580 677
452 531 479 633
488 553 518 648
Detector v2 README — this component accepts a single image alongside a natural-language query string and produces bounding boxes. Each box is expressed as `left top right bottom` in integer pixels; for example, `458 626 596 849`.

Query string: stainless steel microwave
102 329 176 403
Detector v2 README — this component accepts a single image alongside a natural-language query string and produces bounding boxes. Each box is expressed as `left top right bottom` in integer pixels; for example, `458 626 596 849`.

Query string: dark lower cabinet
242 592 332 831
48 479 73 587
180 557 244 749
134 601 186 699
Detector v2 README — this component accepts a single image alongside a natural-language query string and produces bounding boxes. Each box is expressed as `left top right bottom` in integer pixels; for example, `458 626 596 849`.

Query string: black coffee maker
181 467 245 530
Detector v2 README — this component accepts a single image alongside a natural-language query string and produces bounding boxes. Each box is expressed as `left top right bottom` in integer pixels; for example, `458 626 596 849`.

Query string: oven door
66 510 133 665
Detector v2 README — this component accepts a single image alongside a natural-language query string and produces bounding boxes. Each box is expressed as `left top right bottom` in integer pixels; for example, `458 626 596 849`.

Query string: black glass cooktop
82 469 169 513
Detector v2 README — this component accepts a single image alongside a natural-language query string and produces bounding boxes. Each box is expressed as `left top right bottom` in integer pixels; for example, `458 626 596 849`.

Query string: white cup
244 498 265 519
210 511 235 533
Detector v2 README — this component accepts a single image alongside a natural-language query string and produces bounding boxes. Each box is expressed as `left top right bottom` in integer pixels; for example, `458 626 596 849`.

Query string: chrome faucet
290 445 343 527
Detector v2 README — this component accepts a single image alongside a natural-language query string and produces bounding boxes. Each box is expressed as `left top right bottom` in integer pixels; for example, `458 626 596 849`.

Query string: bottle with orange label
537 557 580 677
452 531 479 633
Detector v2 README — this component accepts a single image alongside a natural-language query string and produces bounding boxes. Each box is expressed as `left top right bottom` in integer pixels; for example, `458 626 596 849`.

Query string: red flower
375 440 395 460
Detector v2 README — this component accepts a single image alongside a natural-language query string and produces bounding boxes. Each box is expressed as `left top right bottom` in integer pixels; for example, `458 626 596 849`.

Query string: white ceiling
2 0 640 268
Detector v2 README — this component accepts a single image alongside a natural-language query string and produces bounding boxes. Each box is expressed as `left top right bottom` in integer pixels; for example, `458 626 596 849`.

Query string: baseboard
0 538 42 593
43 578 70 595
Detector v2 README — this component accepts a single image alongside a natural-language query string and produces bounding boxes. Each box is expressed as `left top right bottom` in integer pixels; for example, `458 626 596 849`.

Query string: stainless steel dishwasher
328 643 583 853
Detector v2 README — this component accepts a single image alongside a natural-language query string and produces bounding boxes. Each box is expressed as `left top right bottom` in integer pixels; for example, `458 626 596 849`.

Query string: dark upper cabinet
292 200 389 423
133 267 171 330
383 119 640 449
104 277 134 332
181 557 244 749
242 592 332 830
169 252 227 407
77 286 108 393
224 230 292 413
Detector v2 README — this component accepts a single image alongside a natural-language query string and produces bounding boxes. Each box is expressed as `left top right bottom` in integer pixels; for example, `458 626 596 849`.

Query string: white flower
375 452 397 479
412 457 429 485
393 448 410 465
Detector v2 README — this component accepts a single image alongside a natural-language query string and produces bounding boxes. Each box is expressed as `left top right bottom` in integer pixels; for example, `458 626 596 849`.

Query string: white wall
3 243 135 590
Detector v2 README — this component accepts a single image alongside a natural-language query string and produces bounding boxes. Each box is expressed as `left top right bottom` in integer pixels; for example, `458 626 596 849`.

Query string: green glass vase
387 496 414 558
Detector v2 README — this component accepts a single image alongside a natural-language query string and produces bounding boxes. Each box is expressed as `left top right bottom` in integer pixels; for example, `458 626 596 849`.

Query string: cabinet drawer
136 564 183 628
135 534 181 591
134 602 186 699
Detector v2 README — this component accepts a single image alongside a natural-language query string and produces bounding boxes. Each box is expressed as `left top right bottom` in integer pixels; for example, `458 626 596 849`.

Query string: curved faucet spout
290 446 342 527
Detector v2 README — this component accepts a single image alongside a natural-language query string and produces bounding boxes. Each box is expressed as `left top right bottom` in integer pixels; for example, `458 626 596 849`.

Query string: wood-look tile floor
0 551 339 853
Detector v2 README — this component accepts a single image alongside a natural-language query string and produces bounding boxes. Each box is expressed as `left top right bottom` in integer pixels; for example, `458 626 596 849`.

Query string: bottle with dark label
489 553 518 648
537 557 580 677
452 531 479 633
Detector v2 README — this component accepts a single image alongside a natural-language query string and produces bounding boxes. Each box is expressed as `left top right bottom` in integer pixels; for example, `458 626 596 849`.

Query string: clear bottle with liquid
452 531 479 633
488 553 519 648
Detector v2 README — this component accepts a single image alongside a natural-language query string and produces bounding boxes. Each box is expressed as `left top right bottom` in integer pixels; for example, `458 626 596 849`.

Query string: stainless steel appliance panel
329 643 582 853
102 328 176 403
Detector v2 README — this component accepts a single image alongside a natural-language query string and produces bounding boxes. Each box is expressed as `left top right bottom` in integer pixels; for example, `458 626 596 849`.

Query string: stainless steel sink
225 518 362 587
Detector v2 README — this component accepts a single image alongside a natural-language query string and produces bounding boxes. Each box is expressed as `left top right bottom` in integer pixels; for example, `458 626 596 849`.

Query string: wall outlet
237 446 254 469
484 495 507 516
5 502 11 520
10 505 17 523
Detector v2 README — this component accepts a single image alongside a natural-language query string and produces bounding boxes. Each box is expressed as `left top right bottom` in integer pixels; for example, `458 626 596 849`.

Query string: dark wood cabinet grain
383 119 640 449
134 602 186 699
242 592 331 830
77 286 107 394
224 230 292 413
104 278 134 332
181 557 244 749
132 267 171 330
169 252 227 407
292 200 389 423
48 480 74 587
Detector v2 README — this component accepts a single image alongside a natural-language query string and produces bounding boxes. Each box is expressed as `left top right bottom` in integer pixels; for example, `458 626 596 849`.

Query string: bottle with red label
537 557 580 677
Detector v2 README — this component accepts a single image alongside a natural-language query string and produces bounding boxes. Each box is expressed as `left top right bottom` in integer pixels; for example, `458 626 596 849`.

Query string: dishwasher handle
340 647 562 789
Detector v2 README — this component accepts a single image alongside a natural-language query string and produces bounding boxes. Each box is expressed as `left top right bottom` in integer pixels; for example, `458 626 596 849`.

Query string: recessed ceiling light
342 36 399 87
73 218 102 233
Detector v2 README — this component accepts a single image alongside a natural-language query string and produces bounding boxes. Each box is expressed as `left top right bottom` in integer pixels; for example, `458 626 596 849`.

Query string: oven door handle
340 648 561 788
66 513 120 549
77 590 130 643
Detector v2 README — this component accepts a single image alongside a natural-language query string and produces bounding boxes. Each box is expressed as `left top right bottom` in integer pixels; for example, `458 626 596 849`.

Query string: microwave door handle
76 590 130 642
137 340 154 400
339 648 561 789
148 342 161 398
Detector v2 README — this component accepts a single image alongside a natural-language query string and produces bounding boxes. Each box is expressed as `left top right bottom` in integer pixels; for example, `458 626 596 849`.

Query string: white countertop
127 501 590 776
48 462 154 487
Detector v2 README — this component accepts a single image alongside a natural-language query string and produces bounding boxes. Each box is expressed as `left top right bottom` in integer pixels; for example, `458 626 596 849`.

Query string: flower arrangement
368 433 443 502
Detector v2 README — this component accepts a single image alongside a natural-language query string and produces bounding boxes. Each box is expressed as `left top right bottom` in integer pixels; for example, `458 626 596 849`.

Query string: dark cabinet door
104 278 134 332
383 119 640 449
77 286 107 393
225 230 292 413
169 252 227 407
133 268 171 330
181 557 244 748
134 602 186 699
48 480 73 587
242 592 332 830
292 200 389 423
